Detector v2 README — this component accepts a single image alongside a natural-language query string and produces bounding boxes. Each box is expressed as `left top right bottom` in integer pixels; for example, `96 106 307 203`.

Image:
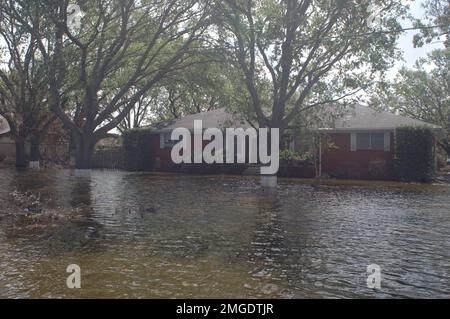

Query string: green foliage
371 48 449 156
394 126 435 183
413 0 449 48
279 150 313 167
123 128 155 172
150 60 243 122
218 0 407 129
0 0 212 168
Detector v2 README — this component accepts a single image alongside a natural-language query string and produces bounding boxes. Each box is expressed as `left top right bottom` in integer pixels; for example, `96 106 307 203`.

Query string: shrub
394 126 435 183
279 150 313 167
123 128 155 171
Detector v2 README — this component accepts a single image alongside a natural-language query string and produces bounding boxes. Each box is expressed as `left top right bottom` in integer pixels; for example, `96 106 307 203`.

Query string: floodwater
0 169 449 299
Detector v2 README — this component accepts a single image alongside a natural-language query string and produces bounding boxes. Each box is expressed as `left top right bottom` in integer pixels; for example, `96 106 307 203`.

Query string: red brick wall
322 132 395 179
150 134 210 171
149 135 172 170
149 133 249 172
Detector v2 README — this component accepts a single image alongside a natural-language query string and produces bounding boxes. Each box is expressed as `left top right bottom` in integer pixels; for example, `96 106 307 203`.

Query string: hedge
122 128 155 171
394 126 434 183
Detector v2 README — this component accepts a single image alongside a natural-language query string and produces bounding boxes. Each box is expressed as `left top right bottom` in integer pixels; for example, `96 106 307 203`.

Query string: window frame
160 132 181 149
351 132 390 152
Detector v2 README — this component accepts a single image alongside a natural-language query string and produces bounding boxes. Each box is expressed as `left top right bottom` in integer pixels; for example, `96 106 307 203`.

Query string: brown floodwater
0 168 449 298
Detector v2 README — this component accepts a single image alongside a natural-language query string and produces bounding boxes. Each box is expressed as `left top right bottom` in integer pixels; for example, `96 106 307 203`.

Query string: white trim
313 126 440 133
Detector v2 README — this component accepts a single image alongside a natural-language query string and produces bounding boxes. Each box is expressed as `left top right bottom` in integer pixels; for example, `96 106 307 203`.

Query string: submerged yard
0 169 449 298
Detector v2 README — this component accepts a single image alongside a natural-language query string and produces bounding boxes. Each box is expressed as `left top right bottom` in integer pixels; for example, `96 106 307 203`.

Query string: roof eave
311 126 443 133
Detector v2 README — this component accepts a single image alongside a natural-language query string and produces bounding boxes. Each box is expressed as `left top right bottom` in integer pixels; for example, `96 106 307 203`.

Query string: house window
160 133 180 149
370 133 385 150
356 133 371 150
353 132 389 151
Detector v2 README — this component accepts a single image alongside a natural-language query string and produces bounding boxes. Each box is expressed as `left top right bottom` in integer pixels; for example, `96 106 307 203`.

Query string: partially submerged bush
123 128 155 171
279 150 314 167
394 126 435 183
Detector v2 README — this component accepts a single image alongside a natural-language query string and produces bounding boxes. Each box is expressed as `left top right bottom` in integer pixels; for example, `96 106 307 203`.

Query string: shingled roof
315 104 441 132
148 104 440 133
150 108 253 132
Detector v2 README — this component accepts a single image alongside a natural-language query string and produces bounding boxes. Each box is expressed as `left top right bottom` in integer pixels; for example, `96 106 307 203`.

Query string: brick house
312 105 441 179
143 105 440 179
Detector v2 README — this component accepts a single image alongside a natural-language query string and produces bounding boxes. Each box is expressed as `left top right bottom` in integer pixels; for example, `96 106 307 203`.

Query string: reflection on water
0 169 449 298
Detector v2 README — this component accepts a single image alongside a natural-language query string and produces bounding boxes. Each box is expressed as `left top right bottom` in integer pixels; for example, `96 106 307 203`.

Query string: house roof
150 108 253 133
314 104 441 132
148 104 441 133
0 115 11 135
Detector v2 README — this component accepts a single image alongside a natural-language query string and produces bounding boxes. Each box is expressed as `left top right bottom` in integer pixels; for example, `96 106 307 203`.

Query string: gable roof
150 108 253 133
147 104 441 133
0 115 11 135
315 104 441 132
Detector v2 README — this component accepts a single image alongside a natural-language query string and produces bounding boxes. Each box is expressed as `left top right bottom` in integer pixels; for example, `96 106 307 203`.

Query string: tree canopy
371 48 450 155
1 0 213 168
214 0 407 131
413 0 450 48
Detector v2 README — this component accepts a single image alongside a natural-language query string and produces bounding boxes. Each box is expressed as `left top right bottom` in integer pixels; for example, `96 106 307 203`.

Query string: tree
215 0 406 134
117 89 157 133
371 48 450 156
413 0 450 48
0 6 54 167
150 60 241 122
1 0 212 169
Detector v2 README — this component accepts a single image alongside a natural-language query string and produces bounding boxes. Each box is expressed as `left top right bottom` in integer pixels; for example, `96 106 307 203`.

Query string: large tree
150 60 242 122
215 0 406 133
0 7 54 167
116 87 157 132
371 48 450 156
1 0 212 169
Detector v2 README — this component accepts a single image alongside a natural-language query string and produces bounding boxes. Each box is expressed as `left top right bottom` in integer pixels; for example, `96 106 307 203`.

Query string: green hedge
394 126 435 183
123 128 155 171
279 149 314 167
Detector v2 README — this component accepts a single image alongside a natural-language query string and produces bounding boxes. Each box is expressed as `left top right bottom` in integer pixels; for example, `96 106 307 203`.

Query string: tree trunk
30 135 41 162
438 139 450 158
74 135 95 169
15 139 27 168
